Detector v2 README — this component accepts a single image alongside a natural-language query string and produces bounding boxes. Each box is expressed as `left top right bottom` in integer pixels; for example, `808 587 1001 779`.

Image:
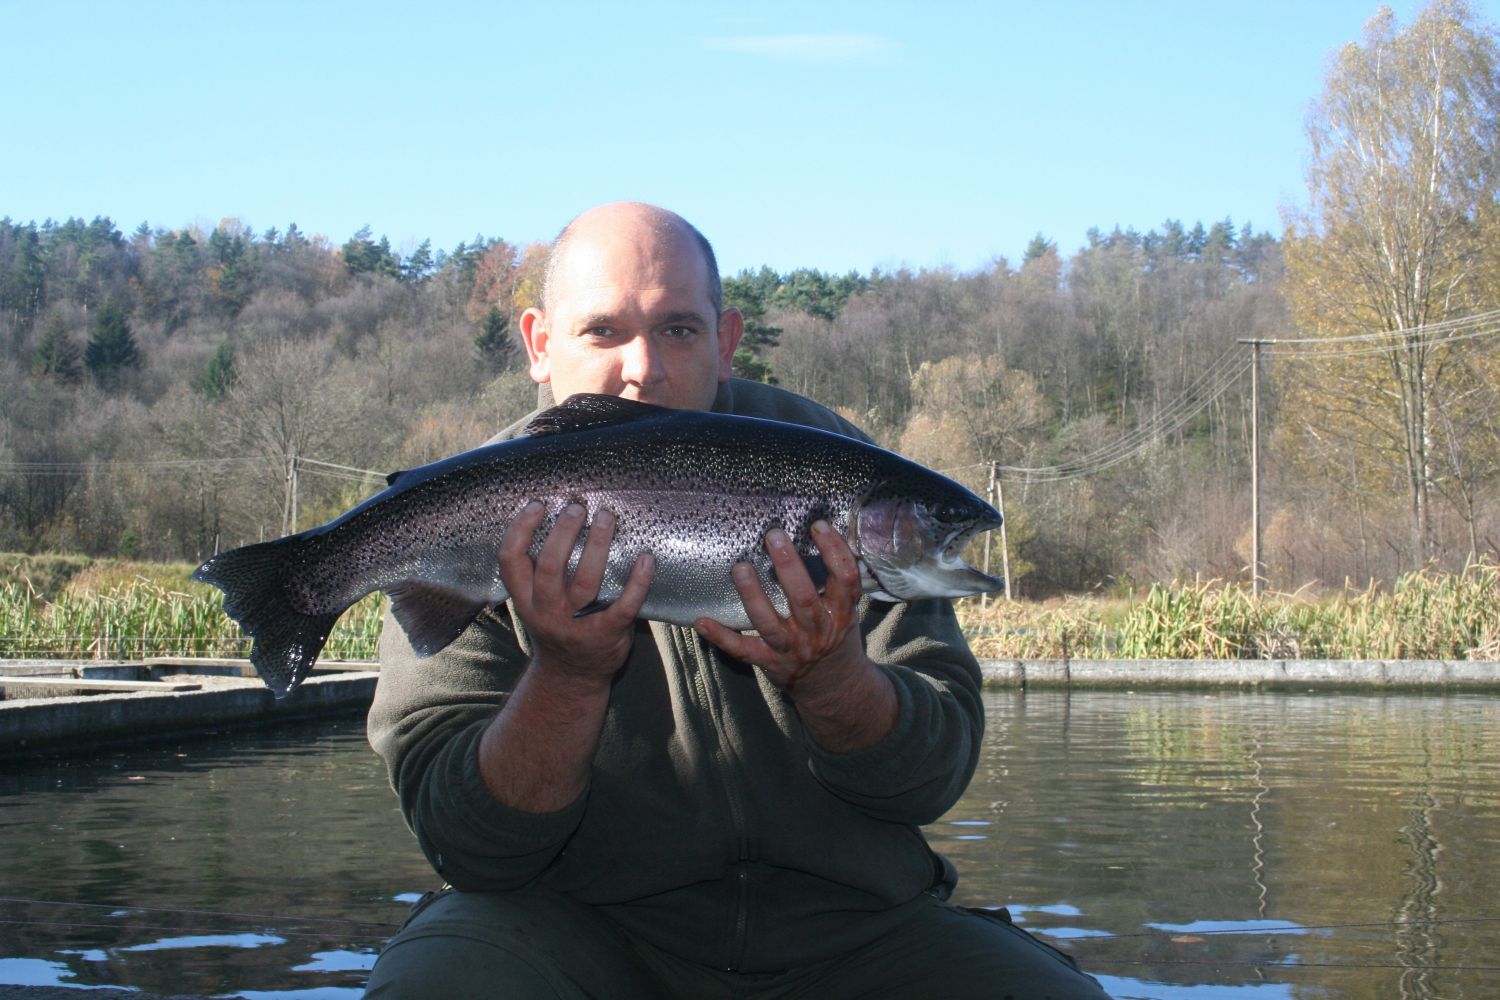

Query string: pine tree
403 239 435 283
84 299 140 389
1022 233 1055 264
202 340 236 399
32 313 82 382
474 306 515 373
724 267 780 383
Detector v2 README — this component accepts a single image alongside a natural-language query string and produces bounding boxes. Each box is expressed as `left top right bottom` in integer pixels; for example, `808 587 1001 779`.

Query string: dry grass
958 562 1500 660
5 555 1499 664
0 556 383 661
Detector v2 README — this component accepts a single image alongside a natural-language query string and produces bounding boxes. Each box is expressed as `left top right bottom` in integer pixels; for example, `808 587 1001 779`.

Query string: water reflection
0 692 1496 998
931 690 1500 999
0 717 430 997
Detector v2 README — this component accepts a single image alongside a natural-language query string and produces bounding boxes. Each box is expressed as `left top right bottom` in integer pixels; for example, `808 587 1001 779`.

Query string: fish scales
194 394 1003 697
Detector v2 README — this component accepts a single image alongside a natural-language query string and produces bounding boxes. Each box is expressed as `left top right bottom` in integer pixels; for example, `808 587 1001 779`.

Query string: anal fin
387 581 489 657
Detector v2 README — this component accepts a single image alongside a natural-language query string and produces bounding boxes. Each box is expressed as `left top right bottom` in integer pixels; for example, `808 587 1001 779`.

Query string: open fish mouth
855 500 1005 600
942 516 1001 560
937 519 1004 590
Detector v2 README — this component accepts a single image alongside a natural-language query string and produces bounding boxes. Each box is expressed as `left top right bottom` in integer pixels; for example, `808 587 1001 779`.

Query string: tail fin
193 538 343 698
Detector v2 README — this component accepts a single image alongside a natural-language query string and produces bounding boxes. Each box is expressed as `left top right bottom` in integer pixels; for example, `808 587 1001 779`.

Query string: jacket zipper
732 867 751 969
680 625 754 970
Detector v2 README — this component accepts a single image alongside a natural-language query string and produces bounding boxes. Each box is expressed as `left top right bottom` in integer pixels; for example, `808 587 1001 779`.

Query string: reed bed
2 557 1497 664
957 562 1500 661
0 575 384 662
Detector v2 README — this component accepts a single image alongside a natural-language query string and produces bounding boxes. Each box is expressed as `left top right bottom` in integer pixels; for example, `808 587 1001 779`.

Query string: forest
1 0 1497 598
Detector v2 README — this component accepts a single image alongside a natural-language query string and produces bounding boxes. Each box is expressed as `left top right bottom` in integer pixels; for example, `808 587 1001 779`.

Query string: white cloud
703 33 898 62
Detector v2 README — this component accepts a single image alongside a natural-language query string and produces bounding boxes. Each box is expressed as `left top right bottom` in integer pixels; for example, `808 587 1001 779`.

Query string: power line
0 457 258 472
0 455 384 480
299 456 386 478
940 307 1500 486
1263 306 1500 347
993 347 1252 483
10 311 1498 493
1267 316 1500 360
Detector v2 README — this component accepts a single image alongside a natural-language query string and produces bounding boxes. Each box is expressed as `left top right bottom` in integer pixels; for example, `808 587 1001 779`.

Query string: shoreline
978 657 1500 690
3 656 1497 759
0 658 376 759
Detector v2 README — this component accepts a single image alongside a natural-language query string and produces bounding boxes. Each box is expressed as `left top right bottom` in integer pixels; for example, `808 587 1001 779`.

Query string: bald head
542 202 722 316
518 202 744 411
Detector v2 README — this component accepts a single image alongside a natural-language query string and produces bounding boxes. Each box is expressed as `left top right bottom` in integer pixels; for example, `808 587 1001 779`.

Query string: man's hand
479 501 653 814
499 500 654 683
694 521 899 752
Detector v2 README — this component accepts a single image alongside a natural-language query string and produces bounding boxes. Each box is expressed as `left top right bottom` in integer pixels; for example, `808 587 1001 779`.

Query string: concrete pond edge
0 661 376 759
2 657 1497 759
978 657 1500 690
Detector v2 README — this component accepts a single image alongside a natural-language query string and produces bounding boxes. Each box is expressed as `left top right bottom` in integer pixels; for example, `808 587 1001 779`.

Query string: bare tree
1284 0 1500 563
220 337 366 536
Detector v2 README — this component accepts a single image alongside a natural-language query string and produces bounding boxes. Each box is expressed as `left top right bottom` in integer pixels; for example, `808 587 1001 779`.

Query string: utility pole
982 462 996 609
981 461 1014 606
996 470 1012 602
282 445 299 536
1239 339 1268 598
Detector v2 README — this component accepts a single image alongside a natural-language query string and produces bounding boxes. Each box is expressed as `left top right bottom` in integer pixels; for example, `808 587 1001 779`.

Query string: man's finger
695 615 767 663
816 521 864 599
812 520 862 609
568 507 616 604
609 552 656 620
533 503 587 603
730 561 788 640
498 500 546 612
765 528 824 633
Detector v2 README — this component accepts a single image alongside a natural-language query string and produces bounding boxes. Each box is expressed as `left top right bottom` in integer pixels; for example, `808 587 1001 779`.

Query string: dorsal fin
525 393 669 436
384 468 408 487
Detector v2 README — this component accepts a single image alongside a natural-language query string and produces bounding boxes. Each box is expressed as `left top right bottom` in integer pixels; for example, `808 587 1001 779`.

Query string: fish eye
935 501 968 522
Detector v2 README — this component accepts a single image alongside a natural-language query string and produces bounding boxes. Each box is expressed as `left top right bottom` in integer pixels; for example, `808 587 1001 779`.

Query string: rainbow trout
194 394 1003 697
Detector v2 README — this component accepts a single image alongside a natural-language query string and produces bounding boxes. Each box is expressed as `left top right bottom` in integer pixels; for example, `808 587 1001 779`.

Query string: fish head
853 478 1004 601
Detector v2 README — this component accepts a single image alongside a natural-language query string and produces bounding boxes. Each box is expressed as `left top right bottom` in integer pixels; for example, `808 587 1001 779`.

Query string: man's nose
619 334 665 385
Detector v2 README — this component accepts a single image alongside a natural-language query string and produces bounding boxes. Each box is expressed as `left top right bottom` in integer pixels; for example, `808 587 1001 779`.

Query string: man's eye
664 325 696 338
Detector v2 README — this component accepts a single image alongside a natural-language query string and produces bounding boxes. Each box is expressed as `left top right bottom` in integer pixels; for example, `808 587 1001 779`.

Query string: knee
364 929 567 999
362 889 660 1000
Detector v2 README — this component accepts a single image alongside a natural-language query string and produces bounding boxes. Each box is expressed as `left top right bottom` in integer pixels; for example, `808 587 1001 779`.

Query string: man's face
520 221 742 411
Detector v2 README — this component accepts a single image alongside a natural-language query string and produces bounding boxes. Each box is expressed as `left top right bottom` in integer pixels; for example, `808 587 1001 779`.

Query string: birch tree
1282 0 1500 563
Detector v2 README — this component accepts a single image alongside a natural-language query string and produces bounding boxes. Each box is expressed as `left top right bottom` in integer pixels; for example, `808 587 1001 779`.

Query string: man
364 203 1106 998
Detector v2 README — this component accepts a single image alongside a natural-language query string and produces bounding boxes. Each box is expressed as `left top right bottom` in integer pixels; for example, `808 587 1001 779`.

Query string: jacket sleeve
800 596 984 826
366 605 587 891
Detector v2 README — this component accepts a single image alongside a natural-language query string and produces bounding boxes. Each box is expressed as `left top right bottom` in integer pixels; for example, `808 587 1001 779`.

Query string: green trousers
363 887 1109 999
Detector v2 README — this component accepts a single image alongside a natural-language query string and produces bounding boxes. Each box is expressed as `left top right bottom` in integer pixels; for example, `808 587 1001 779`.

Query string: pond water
1 690 1497 999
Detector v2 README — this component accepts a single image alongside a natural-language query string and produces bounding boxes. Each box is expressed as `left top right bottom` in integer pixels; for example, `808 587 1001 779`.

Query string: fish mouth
935 518 1005 594
942 515 1002 558
856 498 1005 600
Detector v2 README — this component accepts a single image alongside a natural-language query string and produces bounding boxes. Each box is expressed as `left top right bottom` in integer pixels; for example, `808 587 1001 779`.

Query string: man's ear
519 307 551 384
717 307 744 382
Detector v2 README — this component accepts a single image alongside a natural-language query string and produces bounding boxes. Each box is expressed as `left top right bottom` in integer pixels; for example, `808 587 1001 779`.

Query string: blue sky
4 0 1491 275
